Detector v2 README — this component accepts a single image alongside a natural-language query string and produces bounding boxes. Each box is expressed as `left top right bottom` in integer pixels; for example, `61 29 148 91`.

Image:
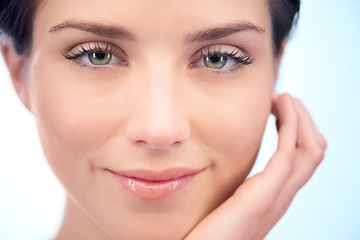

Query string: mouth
106 168 204 201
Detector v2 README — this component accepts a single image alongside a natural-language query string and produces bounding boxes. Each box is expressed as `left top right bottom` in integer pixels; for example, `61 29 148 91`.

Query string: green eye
88 51 112 65
204 55 227 69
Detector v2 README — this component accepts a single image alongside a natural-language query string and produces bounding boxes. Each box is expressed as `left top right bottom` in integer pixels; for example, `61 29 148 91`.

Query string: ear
0 36 32 111
273 38 288 81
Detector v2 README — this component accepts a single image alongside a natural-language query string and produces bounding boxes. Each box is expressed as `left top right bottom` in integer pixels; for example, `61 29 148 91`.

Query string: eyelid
189 44 254 73
63 41 128 67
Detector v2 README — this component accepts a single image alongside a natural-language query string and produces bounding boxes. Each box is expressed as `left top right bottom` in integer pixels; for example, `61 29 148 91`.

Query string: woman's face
23 0 279 238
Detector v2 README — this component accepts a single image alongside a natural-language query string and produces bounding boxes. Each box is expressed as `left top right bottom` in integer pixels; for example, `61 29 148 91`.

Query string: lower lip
109 172 196 201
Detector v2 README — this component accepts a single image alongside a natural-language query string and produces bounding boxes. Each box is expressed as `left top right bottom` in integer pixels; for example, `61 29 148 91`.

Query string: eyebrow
49 20 264 42
185 21 265 42
49 20 136 40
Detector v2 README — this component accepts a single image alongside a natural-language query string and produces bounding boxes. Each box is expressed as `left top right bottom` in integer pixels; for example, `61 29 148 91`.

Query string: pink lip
107 168 203 201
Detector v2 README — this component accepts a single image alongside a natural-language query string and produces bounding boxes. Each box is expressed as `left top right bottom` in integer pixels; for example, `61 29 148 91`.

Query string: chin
100 212 200 240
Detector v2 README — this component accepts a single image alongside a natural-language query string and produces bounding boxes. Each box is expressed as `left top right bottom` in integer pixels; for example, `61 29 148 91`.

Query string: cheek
191 76 273 196
28 61 127 169
201 95 270 164
194 83 272 159
33 84 113 151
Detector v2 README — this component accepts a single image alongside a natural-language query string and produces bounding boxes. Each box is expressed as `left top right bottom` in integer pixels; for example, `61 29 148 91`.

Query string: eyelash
63 42 254 73
190 45 254 74
63 42 127 68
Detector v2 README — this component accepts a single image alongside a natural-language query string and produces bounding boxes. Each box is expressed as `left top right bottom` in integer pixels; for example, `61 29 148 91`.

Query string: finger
264 93 298 189
293 99 325 150
274 150 325 219
294 99 325 182
270 99 327 219
271 92 281 131
283 99 326 192
271 93 297 153
316 130 327 150
293 99 316 149
294 99 327 150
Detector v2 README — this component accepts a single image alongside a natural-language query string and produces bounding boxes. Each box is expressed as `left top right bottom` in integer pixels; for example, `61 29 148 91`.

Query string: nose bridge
147 63 177 134
149 62 173 113
125 58 190 149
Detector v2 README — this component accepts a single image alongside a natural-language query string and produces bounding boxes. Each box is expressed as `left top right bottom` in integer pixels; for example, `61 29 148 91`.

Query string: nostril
173 141 184 148
135 140 148 147
125 113 190 150
134 138 182 150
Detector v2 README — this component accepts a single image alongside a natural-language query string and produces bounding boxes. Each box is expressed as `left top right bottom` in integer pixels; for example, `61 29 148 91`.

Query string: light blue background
0 0 359 239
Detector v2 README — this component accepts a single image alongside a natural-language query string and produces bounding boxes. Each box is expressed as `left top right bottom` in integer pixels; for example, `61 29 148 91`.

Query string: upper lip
107 167 204 182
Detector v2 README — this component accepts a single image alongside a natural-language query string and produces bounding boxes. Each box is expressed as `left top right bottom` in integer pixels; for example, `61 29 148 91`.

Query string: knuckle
260 198 275 217
294 98 301 106
314 150 325 164
274 149 296 176
280 92 291 99
322 139 328 150
252 190 277 219
308 146 325 165
281 147 296 160
275 149 296 167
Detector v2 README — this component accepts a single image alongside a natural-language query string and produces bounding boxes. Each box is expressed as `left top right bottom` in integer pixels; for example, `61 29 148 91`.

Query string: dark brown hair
270 0 300 51
0 0 300 55
0 0 38 54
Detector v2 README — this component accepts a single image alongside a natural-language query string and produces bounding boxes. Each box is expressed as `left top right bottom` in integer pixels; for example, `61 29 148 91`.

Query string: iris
89 51 112 65
204 55 227 69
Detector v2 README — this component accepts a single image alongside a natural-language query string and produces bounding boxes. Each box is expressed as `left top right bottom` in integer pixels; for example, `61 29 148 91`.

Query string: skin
0 0 326 239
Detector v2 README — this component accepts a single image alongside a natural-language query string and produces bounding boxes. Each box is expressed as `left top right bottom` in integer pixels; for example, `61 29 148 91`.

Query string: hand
185 93 327 240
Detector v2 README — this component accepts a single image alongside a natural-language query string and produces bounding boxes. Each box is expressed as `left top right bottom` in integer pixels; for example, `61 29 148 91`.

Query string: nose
125 69 190 150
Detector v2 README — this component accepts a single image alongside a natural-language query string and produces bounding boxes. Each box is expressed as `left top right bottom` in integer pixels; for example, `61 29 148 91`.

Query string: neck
55 196 113 240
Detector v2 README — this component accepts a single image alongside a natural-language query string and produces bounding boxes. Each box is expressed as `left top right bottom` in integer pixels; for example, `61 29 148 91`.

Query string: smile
106 168 203 201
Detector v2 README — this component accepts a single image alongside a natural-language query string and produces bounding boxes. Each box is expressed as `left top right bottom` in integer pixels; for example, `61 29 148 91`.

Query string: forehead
34 0 271 42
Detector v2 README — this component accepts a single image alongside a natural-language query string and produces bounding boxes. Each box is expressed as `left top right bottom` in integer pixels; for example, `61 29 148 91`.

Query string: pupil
95 51 106 60
210 55 220 63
